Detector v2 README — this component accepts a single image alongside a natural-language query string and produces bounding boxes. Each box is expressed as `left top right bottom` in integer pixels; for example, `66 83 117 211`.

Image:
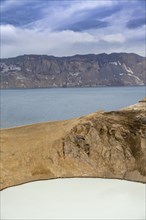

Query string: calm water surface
1 178 145 220
1 86 145 128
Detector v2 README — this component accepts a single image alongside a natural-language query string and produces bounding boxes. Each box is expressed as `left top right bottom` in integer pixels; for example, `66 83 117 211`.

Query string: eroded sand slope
0 99 146 190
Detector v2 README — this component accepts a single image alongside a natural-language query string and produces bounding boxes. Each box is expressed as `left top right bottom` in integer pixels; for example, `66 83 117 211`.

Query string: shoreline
1 175 145 192
0 84 145 90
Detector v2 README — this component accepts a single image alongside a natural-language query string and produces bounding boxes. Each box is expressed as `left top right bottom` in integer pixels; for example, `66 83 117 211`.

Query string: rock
0 53 145 88
139 97 146 103
0 100 146 190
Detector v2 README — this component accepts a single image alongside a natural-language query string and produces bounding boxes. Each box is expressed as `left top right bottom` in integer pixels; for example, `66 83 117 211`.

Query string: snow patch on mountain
123 64 134 74
0 62 21 73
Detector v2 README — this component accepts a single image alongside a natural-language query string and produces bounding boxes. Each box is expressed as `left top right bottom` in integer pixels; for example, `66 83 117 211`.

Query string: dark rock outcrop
62 109 146 182
0 53 145 88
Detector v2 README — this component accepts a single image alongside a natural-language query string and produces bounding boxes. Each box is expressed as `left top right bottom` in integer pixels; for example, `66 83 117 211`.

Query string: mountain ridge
1 52 145 59
0 52 146 88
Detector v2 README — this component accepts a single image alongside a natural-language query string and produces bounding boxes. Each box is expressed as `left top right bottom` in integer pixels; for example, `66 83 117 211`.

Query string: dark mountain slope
0 53 145 88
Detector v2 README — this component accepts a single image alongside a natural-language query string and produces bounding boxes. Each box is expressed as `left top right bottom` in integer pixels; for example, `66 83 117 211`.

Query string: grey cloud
57 20 109 31
54 3 121 31
82 3 122 20
126 17 146 29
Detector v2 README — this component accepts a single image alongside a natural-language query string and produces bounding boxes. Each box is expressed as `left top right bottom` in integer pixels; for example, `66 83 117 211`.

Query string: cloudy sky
1 0 146 58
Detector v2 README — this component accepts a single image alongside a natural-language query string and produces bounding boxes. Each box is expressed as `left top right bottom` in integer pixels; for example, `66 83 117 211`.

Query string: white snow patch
110 61 122 66
0 62 21 73
16 76 25 80
109 62 118 65
69 72 80 77
26 68 31 72
132 75 143 82
127 73 144 84
128 73 141 81
123 64 134 74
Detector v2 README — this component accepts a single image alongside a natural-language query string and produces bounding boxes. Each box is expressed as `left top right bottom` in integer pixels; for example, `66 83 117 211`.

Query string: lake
1 178 145 220
0 86 145 128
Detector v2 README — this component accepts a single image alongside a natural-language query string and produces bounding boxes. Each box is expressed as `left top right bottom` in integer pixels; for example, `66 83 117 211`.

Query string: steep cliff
0 99 146 190
0 53 145 88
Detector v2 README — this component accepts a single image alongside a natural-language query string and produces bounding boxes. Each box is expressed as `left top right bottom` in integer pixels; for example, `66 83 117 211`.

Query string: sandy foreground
0 98 146 190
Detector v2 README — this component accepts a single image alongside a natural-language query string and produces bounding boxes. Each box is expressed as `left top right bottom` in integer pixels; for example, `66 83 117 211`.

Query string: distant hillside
0 53 145 88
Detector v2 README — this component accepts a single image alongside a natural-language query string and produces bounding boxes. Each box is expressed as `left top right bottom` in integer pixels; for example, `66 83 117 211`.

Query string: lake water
1 178 145 220
0 86 145 128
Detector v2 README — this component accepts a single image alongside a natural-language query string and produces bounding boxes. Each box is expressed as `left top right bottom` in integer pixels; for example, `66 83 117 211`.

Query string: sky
0 0 146 58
